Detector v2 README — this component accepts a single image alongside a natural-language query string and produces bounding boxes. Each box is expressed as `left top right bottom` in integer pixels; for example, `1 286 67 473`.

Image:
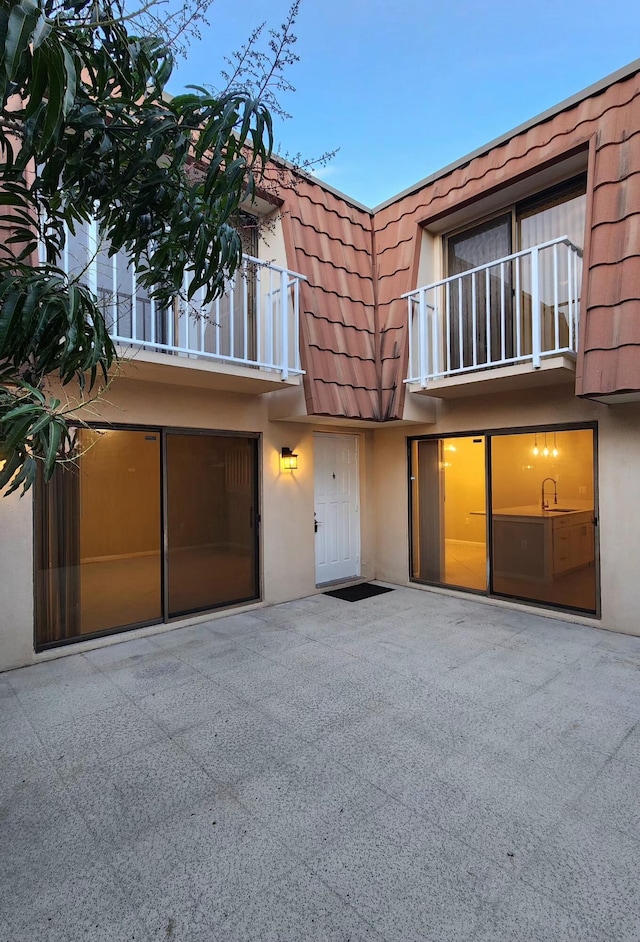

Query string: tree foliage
0 0 284 494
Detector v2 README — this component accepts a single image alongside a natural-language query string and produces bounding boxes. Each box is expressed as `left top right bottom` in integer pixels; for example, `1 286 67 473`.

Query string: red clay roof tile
275 67 640 416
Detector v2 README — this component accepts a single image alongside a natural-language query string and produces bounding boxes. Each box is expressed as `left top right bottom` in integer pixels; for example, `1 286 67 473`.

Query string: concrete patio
1 585 639 941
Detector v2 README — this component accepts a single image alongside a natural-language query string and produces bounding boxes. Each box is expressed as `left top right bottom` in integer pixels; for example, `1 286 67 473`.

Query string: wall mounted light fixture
280 447 298 471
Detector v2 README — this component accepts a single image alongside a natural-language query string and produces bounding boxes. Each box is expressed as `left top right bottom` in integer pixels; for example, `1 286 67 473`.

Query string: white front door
314 434 360 585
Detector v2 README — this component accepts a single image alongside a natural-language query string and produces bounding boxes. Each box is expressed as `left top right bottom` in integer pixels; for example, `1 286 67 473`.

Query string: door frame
162 427 261 620
313 432 361 586
407 420 600 617
445 212 514 368
34 422 262 651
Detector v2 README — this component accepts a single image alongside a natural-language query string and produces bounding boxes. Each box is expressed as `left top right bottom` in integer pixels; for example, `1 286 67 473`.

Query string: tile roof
278 177 380 421
371 68 640 414
276 64 640 418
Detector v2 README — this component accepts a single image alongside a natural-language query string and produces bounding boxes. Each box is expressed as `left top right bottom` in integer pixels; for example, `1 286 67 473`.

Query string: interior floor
444 541 486 591
80 554 162 635
168 545 256 616
443 540 597 611
79 547 256 635
493 565 597 612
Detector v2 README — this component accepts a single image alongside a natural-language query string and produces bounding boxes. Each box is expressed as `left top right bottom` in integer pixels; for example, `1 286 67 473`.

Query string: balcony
59 224 306 394
404 237 582 398
107 256 306 393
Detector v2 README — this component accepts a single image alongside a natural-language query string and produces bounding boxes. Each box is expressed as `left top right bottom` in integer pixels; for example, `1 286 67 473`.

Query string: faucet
541 477 558 511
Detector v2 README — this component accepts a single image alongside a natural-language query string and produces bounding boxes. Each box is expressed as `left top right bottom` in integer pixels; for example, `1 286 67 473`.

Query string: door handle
314 513 319 533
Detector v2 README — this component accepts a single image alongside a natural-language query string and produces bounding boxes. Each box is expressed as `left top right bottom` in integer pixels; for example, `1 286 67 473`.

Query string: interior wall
491 429 594 511
166 435 241 550
442 437 486 543
79 429 161 560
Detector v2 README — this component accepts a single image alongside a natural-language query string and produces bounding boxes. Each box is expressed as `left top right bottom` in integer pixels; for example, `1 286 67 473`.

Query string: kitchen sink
545 507 576 512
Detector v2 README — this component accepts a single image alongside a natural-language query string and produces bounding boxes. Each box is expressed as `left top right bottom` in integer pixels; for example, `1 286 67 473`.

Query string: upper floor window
446 175 587 278
438 176 586 371
517 176 586 253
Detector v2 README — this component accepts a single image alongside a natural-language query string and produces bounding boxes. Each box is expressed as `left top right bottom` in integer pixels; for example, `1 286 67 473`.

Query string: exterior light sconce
280 447 298 472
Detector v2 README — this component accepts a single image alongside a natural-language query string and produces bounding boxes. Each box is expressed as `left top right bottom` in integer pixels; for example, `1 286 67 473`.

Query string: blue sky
169 0 640 208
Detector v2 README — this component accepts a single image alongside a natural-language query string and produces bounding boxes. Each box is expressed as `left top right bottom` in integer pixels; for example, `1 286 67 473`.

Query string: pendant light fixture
552 432 559 458
532 433 539 456
542 433 549 457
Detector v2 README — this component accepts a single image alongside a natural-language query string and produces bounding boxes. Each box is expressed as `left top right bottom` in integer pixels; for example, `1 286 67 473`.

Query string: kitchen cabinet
492 506 595 582
552 518 595 575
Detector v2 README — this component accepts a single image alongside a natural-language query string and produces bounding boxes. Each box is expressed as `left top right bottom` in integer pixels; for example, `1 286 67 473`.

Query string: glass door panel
36 427 163 645
79 429 162 634
517 179 587 355
447 215 512 369
490 429 597 612
411 436 487 591
165 433 259 617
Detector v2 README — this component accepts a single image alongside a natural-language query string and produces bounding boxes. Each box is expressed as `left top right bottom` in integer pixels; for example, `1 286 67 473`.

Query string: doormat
324 582 394 602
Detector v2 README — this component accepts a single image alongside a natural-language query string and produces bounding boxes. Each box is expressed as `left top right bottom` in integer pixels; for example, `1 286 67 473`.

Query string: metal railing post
531 246 541 368
407 296 414 380
294 277 301 372
55 228 305 376
280 269 289 380
431 296 439 379
419 289 428 387
87 218 98 297
255 265 262 364
111 249 118 337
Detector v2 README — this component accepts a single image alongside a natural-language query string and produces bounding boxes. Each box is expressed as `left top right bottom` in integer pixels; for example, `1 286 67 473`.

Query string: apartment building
1 59 639 670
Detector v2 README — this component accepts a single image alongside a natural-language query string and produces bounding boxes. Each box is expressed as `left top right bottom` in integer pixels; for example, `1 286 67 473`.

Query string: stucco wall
4 375 639 670
0 488 34 668
0 376 376 671
373 387 640 637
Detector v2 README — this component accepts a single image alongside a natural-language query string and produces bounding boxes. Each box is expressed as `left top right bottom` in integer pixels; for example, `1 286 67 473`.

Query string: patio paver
1 586 639 941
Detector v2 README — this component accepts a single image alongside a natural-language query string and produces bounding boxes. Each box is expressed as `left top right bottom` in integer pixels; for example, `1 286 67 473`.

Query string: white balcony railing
404 237 583 387
108 255 306 381
57 222 306 381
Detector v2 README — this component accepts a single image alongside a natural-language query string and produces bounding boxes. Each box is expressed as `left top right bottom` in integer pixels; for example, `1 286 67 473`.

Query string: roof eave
372 56 640 214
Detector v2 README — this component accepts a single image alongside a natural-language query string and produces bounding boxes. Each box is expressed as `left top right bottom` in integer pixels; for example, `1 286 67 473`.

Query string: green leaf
44 420 62 478
39 42 65 152
2 0 39 81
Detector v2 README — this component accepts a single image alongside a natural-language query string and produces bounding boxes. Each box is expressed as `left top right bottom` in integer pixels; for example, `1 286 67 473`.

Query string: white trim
313 432 361 586
80 551 160 564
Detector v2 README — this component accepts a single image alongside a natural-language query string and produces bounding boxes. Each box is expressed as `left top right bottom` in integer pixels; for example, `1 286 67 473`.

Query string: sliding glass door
490 429 597 612
409 426 598 614
36 428 162 643
410 436 487 591
166 433 259 617
447 215 513 369
35 428 260 648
